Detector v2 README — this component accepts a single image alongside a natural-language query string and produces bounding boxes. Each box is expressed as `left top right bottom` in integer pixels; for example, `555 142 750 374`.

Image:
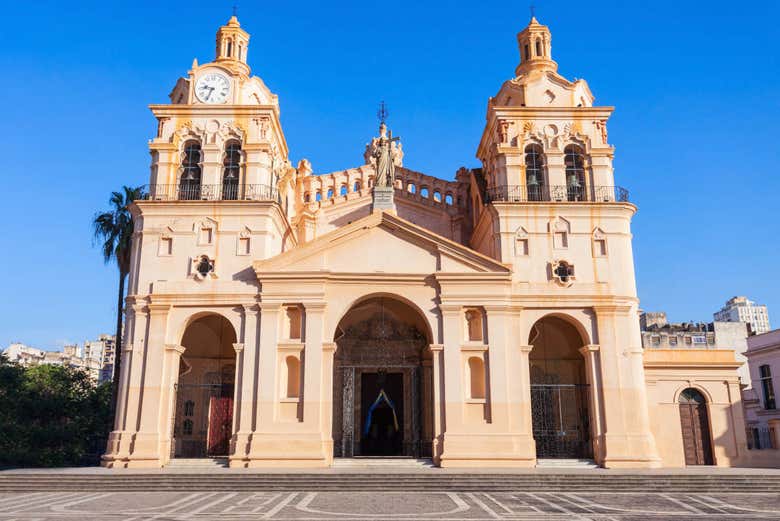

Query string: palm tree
93 186 144 415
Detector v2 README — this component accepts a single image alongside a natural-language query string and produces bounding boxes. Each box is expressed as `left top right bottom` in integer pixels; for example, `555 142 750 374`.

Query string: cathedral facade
103 16 759 469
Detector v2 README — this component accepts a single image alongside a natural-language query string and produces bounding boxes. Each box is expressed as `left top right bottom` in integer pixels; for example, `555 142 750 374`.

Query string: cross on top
530 3 535 18
232 4 238 16
377 101 389 125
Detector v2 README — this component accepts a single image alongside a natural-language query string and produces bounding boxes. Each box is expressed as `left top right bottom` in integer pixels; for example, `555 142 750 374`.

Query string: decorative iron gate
531 384 592 458
172 383 233 458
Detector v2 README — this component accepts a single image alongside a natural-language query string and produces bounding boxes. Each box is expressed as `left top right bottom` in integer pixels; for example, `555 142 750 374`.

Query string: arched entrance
528 316 592 459
678 388 714 465
332 296 433 458
171 314 237 458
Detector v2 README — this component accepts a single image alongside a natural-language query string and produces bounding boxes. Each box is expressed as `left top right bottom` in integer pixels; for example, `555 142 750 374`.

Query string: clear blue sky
1 1 778 349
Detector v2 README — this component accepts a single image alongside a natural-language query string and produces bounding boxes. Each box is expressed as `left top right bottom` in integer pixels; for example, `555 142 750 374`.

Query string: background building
3 335 116 382
714 296 771 335
639 312 751 383
742 329 780 451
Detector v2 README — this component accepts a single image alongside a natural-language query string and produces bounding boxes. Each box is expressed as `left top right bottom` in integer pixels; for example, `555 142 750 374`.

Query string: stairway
0 472 778 493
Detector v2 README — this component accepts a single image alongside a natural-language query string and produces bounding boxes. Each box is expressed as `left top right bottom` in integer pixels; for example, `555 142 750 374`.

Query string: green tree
0 356 112 467
92 186 144 416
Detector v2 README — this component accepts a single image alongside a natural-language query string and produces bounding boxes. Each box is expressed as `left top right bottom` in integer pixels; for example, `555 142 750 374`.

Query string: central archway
332 296 433 458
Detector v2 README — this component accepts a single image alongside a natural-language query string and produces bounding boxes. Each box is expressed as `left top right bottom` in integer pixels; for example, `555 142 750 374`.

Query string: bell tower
215 15 250 76
515 17 557 76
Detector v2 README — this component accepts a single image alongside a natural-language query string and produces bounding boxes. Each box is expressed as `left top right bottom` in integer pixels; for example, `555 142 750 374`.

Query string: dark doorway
679 388 714 465
360 372 404 456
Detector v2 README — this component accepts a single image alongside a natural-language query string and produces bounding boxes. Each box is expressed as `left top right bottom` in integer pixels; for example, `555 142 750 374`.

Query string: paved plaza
1 490 780 520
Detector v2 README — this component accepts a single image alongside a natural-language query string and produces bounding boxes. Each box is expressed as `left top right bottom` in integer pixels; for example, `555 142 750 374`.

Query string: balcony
485 185 630 204
142 183 280 202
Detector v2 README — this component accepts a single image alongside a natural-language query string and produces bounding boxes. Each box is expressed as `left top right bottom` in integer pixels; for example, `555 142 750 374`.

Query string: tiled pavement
1 490 779 520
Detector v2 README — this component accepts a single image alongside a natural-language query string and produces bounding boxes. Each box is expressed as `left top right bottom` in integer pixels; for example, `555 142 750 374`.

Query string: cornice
149 104 279 117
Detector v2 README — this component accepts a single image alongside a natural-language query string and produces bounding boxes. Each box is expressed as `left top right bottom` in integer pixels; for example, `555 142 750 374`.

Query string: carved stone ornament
551 259 575 287
192 255 217 281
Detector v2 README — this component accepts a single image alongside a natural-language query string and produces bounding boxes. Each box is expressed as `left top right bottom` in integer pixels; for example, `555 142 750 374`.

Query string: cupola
515 17 558 76
215 15 250 75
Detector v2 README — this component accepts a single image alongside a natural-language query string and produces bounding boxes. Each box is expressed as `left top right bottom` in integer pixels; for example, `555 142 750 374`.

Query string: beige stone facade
103 16 764 469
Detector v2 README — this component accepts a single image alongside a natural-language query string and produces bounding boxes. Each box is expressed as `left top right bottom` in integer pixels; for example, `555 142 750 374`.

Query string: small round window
196 256 213 277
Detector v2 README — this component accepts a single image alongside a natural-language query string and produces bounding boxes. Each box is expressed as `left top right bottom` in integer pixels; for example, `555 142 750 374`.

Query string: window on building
179 141 202 200
184 400 195 416
159 236 173 256
222 141 242 200
669 336 678 346
285 356 301 398
760 365 776 410
327 188 334 199
183 419 193 435
535 40 542 57
420 187 430 198
564 145 586 201
553 261 575 284
465 308 485 342
692 335 707 345
354 181 361 192
340 184 348 196
445 193 454 205
468 357 486 400
651 335 660 347
524 144 545 201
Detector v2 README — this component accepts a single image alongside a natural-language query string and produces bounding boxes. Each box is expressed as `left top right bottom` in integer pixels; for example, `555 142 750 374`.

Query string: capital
233 343 245 353
165 344 186 355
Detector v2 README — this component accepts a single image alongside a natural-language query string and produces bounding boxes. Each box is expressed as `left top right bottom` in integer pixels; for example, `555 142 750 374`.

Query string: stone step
165 457 229 468
536 458 599 469
332 457 435 468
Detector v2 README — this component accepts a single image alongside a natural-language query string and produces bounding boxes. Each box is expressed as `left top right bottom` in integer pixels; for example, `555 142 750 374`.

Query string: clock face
195 72 230 104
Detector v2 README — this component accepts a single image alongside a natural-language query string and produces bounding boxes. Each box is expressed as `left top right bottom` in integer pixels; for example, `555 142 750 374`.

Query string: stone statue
371 123 400 188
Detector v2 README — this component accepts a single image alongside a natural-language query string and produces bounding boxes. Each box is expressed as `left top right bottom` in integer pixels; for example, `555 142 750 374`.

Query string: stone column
132 304 171 465
229 342 244 455
254 302 281 435
429 343 444 463
594 305 660 468
579 344 604 464
159 343 186 464
201 145 222 198
517 344 536 458
231 305 259 466
320 341 337 463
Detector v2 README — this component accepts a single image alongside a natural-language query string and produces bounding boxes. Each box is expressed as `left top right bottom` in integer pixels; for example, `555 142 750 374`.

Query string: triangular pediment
254 211 510 278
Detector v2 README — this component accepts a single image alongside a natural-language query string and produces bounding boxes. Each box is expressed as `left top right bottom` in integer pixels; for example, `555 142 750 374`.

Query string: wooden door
207 396 233 456
679 388 714 465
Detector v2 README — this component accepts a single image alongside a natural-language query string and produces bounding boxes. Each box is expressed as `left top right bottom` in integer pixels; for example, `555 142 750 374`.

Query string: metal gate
531 384 592 458
172 383 234 458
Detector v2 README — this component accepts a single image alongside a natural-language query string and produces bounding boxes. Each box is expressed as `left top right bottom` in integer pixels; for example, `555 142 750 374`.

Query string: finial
530 3 535 18
377 100 389 125
232 3 238 16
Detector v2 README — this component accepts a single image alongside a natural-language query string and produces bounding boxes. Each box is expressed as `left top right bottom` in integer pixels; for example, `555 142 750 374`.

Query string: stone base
439 432 536 467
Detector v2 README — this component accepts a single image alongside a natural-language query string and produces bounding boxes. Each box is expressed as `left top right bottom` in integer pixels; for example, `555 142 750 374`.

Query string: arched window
315 192 322 202
535 40 542 57
445 193 454 205
564 145 586 201
179 141 202 200
304 193 310 203
354 181 361 192
222 141 241 200
465 308 484 342
340 184 348 196
227 40 233 57
420 187 430 198
433 191 442 202
524 144 546 201
182 419 193 435
285 356 301 398
184 400 195 416
407 183 416 194
468 357 486 400
327 188 334 199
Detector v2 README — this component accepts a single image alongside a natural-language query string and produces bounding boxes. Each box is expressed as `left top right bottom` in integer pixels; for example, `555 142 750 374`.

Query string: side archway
528 315 592 459
172 313 237 459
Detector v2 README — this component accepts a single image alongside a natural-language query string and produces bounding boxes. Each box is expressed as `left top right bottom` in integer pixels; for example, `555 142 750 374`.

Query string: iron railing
746 427 776 450
485 185 629 204
143 184 279 202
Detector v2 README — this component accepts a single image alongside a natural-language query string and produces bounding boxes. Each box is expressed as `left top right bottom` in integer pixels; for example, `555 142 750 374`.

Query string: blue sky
1 1 778 349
